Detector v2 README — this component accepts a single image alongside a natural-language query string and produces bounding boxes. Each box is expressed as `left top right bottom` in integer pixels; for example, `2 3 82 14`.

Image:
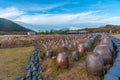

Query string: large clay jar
78 43 85 53
84 41 91 49
57 52 69 68
72 51 81 61
93 45 113 65
46 49 53 58
61 46 68 52
86 52 104 76
100 37 114 52
89 36 96 45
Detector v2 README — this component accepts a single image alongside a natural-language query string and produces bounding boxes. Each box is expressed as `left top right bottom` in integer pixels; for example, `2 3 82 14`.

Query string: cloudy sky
0 0 120 26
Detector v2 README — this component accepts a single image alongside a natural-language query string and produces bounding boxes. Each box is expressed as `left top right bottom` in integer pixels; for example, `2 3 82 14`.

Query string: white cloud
0 6 120 25
96 16 120 24
25 3 67 11
15 11 101 25
0 7 24 19
22 2 67 12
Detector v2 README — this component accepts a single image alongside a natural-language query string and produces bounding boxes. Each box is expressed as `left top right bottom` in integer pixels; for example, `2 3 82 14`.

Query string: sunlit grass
0 46 34 80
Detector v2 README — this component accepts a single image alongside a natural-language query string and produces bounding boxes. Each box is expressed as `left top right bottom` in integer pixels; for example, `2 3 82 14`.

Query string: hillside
78 24 120 33
0 18 32 32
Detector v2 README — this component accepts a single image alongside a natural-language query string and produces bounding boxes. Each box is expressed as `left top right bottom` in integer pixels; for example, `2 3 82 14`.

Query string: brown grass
42 36 104 80
0 46 34 80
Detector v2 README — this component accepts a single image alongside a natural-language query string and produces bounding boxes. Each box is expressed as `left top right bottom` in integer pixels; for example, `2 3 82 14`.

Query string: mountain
0 18 32 32
15 21 105 32
78 24 120 33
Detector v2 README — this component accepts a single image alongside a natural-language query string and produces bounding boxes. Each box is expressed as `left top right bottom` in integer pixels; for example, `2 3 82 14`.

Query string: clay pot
84 41 91 49
61 46 68 52
56 52 69 68
46 49 53 58
101 42 114 53
78 44 85 53
72 51 81 61
90 37 96 45
86 52 104 76
93 45 113 65
100 37 114 52
69 44 74 49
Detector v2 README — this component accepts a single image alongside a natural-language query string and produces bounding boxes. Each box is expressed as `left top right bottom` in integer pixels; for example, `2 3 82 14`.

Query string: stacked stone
104 36 120 80
17 45 42 80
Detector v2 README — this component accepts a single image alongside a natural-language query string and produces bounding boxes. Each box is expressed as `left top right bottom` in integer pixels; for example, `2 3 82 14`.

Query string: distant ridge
78 24 120 33
15 21 105 32
0 18 33 32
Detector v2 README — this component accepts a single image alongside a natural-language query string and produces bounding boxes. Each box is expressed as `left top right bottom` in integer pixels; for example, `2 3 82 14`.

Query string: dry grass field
0 46 34 80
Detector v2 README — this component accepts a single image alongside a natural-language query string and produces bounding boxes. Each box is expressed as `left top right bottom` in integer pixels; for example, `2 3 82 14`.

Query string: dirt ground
0 46 34 80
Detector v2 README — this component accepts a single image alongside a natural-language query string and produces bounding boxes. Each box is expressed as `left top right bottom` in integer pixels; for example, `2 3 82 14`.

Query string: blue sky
0 0 120 26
